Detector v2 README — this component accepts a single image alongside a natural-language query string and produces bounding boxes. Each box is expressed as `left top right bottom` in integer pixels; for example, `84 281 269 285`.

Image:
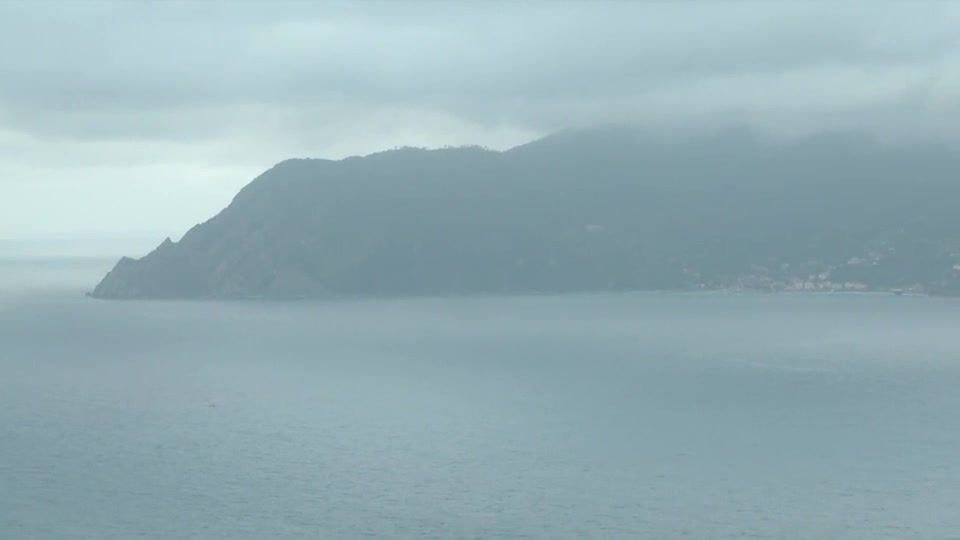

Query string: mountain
91 127 960 300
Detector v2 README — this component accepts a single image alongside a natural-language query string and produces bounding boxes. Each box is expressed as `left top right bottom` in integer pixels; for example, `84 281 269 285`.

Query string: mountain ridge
91 127 960 300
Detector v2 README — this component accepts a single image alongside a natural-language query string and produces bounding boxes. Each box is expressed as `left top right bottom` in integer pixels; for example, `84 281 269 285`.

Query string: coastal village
715 250 960 295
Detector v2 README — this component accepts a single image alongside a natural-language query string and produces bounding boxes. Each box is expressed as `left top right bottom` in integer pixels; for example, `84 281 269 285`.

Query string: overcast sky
2 1 959 249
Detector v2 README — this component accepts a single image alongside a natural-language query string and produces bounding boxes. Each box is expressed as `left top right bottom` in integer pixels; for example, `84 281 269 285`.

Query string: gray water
2 258 960 539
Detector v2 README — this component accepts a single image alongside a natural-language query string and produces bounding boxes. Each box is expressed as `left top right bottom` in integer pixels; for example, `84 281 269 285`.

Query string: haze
2 2 958 246
6 5 960 538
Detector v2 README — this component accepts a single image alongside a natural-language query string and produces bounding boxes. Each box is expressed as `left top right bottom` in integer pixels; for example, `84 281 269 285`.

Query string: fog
2 2 958 242
5 6 960 536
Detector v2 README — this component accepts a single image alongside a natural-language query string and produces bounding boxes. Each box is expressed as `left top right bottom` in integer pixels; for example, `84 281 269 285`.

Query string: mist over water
5 3 960 537
3 259 960 538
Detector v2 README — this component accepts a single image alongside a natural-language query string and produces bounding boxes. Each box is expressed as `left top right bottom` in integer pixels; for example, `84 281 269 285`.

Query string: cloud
3 2 958 139
1 1 959 240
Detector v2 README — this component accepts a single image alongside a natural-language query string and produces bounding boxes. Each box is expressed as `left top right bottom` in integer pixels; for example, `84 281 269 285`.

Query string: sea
2 257 959 539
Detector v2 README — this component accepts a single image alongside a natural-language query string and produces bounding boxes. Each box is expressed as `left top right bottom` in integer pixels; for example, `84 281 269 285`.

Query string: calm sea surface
2 258 960 539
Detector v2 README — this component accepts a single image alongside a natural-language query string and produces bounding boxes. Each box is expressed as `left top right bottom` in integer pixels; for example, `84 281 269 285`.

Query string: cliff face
91 129 960 300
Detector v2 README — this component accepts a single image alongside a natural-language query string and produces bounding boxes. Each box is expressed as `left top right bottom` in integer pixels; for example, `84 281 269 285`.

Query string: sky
1 1 959 251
